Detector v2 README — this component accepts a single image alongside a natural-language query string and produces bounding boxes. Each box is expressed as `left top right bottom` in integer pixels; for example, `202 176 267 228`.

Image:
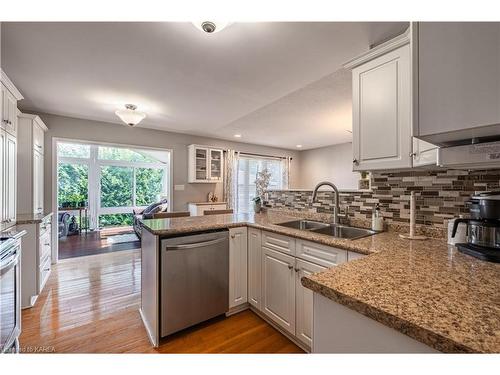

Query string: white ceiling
1 22 408 150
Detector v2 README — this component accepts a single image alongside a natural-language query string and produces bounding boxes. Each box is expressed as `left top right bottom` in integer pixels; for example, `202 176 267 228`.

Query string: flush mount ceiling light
296 144 303 148
115 104 146 127
233 134 242 138
193 21 231 34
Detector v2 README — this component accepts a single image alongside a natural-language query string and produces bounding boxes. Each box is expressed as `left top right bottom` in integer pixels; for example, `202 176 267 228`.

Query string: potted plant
253 168 271 213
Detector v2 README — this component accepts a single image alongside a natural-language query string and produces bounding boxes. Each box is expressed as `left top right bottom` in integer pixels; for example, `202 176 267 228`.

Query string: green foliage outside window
58 163 89 206
58 144 167 228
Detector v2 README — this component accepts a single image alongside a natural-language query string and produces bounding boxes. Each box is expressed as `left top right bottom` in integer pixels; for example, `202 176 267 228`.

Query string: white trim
0 69 24 100
343 28 410 70
18 113 48 131
51 136 173 263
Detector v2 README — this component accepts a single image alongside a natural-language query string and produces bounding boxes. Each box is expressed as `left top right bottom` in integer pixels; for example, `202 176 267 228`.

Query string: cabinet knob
230 234 235 239
353 158 359 166
409 152 417 157
288 265 294 270
294 268 299 272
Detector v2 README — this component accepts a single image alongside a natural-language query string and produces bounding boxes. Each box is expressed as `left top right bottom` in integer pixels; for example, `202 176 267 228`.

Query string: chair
133 198 169 238
204 209 234 216
58 212 71 238
152 211 191 219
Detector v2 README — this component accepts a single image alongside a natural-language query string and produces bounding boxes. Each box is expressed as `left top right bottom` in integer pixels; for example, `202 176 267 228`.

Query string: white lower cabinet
18 214 53 308
295 259 326 347
247 228 262 309
229 227 248 309
249 230 355 350
262 246 296 335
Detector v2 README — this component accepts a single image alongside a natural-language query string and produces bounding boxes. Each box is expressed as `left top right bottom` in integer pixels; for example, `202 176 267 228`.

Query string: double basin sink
276 219 377 240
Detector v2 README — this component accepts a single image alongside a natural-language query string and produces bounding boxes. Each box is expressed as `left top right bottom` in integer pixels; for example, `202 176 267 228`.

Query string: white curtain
281 157 291 189
223 149 238 210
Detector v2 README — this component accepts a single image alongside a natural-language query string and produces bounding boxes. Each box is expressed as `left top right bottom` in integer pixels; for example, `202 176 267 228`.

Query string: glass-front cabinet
188 145 224 183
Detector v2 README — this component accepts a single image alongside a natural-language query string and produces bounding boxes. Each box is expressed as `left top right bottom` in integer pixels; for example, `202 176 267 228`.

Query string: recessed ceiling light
115 104 146 127
296 144 303 148
193 21 231 34
234 134 242 138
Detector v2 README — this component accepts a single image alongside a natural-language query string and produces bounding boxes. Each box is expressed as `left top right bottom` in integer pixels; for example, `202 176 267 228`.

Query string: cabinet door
418 22 500 137
0 130 4 223
247 228 262 309
0 86 5 131
352 44 412 170
262 246 296 335
229 227 248 308
194 147 209 181
1 87 17 136
5 133 16 222
295 259 326 347
33 151 44 214
209 149 223 181
33 123 44 154
412 138 438 167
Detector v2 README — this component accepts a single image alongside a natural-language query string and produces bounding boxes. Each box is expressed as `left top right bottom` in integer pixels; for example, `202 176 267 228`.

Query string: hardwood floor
58 227 140 259
20 249 304 353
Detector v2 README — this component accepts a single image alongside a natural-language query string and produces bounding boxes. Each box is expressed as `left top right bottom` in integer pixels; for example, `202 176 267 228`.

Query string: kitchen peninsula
139 210 500 353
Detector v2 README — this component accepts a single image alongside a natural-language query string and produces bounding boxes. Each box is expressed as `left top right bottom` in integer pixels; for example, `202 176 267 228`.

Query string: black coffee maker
452 191 500 263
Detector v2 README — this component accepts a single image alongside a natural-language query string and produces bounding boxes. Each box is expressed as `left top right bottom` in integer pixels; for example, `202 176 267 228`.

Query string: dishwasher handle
165 236 227 251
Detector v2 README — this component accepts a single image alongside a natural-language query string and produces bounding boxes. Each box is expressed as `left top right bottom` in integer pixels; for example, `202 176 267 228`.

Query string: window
58 163 89 206
236 156 284 214
57 141 171 228
100 166 134 208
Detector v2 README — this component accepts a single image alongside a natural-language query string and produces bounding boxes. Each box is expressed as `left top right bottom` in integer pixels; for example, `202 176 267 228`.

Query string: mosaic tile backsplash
264 169 500 229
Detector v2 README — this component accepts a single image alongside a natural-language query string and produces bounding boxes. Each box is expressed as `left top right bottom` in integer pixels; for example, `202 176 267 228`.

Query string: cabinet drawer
39 232 51 264
39 256 51 292
262 231 295 256
296 239 347 268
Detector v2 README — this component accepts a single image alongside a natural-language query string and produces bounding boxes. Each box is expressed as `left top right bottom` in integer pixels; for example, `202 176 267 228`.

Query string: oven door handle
0 249 20 276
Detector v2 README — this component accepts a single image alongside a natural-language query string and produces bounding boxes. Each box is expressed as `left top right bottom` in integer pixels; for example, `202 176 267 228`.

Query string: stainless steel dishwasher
160 230 229 337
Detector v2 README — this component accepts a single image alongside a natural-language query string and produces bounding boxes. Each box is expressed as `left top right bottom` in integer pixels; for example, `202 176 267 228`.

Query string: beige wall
39 113 301 212
297 142 359 190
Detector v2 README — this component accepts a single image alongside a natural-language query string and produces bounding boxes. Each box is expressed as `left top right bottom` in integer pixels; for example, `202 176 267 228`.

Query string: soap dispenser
371 203 384 231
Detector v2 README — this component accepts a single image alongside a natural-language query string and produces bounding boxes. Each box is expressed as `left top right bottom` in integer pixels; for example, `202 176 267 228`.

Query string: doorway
55 139 172 260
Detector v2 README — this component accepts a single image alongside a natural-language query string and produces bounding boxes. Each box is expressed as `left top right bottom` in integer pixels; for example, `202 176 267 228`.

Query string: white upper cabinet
0 71 22 228
17 114 48 215
345 28 440 171
416 22 500 140
1 70 23 137
188 144 224 183
348 41 412 171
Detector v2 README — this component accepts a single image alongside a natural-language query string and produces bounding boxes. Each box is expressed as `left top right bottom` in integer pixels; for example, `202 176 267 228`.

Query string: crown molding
1 69 24 100
343 28 411 70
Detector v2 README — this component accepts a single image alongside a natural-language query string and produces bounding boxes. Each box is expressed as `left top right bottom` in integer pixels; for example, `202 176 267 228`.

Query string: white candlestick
410 191 415 237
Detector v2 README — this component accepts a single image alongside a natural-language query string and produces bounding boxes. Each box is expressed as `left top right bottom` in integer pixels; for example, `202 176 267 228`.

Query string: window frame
236 155 284 214
56 139 171 229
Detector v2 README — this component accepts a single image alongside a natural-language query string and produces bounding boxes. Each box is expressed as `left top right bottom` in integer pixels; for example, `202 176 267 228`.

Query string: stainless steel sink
312 224 377 240
276 220 377 240
277 220 331 231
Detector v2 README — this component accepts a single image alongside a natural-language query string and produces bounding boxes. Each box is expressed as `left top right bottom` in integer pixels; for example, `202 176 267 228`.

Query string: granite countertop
302 235 500 353
142 210 377 255
15 212 53 225
141 210 500 353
